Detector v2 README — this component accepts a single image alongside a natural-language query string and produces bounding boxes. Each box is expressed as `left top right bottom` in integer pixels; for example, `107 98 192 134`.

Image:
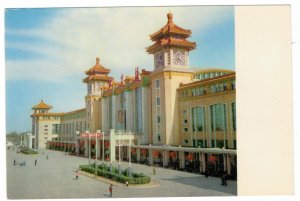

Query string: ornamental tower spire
146 12 196 70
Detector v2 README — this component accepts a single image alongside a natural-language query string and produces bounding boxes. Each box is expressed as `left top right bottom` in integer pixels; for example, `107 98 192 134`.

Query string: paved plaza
6 147 237 199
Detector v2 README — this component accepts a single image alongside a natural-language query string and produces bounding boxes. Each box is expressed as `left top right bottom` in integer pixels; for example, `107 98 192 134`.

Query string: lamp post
86 130 90 165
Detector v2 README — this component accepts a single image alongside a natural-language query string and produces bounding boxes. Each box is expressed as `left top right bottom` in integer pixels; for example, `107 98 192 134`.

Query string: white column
109 129 116 162
84 139 88 157
126 91 134 132
226 154 232 175
101 98 106 132
111 95 116 129
142 87 149 144
148 149 153 165
201 153 206 172
75 139 79 155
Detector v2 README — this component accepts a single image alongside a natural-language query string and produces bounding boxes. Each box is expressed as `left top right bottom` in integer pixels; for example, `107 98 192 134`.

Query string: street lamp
102 131 104 164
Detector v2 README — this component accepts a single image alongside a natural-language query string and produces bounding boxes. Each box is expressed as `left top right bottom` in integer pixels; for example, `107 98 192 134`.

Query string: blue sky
5 6 235 133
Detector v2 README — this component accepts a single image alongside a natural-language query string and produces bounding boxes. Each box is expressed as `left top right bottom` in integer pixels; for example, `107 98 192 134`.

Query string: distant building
31 13 236 177
31 100 62 148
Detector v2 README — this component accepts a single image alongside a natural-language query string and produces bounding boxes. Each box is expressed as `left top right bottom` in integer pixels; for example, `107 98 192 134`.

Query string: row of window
156 79 161 142
183 139 237 149
194 72 227 80
182 103 236 133
180 79 235 98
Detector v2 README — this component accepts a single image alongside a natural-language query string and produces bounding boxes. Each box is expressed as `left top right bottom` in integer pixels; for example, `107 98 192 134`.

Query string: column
84 139 88 157
125 91 134 132
96 139 99 159
137 148 141 162
142 85 149 144
201 152 206 172
226 154 232 175
179 150 185 169
223 154 227 172
109 129 116 162
101 98 108 133
162 149 168 167
75 139 79 155
148 149 153 165
111 95 116 129
206 106 212 147
227 102 234 149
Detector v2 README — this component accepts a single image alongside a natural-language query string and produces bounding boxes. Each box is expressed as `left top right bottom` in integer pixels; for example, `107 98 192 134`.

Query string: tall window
155 79 161 142
191 106 205 132
109 96 113 129
232 102 236 131
210 104 227 131
134 87 142 133
156 80 160 88
118 92 126 130
52 124 60 134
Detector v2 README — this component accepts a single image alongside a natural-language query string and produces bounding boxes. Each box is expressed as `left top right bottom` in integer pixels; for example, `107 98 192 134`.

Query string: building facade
31 13 237 178
31 100 62 149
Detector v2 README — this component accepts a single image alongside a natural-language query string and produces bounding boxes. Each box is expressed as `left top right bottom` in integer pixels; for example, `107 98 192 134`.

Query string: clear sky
5 6 235 133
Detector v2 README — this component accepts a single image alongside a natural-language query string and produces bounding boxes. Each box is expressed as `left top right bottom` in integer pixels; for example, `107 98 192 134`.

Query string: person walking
46 154 49 159
109 184 113 197
13 159 16 166
34 159 37 166
75 170 79 180
204 169 209 178
126 181 129 187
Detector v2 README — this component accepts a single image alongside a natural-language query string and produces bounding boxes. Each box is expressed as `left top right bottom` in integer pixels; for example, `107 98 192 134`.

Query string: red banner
80 133 103 138
169 151 177 158
208 155 216 163
141 149 147 156
186 153 194 161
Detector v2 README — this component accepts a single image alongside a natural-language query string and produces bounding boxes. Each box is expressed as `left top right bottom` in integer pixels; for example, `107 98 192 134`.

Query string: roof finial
167 11 173 23
96 57 100 63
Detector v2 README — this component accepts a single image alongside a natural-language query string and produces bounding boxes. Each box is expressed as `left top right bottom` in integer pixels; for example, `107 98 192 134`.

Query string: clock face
155 52 164 69
173 50 185 65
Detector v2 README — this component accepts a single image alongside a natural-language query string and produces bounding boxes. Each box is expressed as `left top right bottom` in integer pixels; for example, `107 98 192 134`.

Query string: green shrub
79 164 150 185
20 147 38 154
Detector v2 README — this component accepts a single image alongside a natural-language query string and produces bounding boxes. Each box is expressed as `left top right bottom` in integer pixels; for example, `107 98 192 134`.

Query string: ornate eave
146 38 196 54
83 74 113 83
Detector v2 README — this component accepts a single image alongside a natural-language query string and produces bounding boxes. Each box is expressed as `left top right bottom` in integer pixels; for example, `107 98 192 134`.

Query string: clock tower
83 57 112 133
147 12 196 70
146 12 197 146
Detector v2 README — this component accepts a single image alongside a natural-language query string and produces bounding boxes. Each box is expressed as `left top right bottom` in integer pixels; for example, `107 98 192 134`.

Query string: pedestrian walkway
6 147 237 199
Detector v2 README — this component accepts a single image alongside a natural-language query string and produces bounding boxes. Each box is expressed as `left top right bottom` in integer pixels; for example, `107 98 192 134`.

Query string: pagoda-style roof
32 100 52 110
146 12 196 54
149 13 192 41
147 37 196 53
83 57 113 83
83 74 113 83
85 57 110 75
